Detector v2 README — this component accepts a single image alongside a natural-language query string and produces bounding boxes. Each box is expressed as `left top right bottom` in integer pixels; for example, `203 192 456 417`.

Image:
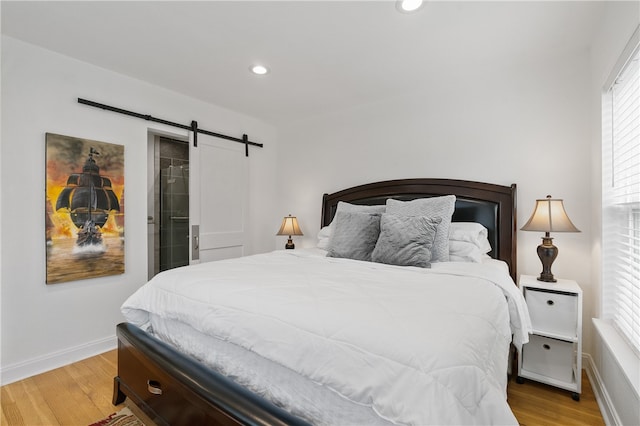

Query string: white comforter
122 249 531 425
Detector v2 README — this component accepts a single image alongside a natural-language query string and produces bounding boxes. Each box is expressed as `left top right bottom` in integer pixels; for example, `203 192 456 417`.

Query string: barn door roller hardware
77 98 262 156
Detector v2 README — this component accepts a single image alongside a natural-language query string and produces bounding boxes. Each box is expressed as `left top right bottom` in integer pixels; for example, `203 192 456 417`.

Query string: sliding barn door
189 134 248 263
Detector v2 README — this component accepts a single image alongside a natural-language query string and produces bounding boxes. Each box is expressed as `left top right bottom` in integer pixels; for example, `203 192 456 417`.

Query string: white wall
277 41 595 350
0 36 279 383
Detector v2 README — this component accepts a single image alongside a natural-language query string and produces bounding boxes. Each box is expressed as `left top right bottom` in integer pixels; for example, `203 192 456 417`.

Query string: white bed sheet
122 249 531 425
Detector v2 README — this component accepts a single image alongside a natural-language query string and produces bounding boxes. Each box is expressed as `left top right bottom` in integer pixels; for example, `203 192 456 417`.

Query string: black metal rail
77 98 263 155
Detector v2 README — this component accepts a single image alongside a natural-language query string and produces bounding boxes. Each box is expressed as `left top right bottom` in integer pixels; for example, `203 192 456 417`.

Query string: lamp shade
521 196 580 233
277 215 303 236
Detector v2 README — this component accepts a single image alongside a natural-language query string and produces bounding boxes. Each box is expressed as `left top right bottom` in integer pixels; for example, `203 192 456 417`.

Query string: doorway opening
148 136 189 278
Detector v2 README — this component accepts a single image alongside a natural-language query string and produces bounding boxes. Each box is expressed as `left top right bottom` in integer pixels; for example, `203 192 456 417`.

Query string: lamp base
536 236 557 282
537 273 557 283
285 237 295 250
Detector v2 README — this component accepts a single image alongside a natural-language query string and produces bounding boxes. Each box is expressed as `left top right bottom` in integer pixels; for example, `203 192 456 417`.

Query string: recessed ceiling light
396 0 423 13
250 65 269 75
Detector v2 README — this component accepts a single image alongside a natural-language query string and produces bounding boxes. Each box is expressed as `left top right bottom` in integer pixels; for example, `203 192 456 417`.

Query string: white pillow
317 226 332 250
449 222 492 254
448 240 485 263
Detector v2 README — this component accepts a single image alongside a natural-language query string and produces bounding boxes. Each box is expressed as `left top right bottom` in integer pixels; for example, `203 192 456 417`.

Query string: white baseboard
583 353 621 426
0 335 117 386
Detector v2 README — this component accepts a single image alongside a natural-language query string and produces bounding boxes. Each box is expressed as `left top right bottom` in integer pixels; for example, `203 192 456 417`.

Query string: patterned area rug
89 407 146 426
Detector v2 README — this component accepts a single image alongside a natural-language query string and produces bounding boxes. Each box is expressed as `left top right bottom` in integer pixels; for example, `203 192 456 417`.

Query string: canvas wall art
45 133 125 284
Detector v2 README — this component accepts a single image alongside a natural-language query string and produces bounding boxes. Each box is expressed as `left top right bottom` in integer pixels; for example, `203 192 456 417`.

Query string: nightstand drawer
522 335 575 384
525 288 577 337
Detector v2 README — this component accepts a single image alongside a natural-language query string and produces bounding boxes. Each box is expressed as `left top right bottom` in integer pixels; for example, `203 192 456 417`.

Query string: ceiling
1 1 605 125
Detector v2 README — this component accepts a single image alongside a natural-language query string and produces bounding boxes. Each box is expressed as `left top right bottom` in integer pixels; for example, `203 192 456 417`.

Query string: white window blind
603 43 640 355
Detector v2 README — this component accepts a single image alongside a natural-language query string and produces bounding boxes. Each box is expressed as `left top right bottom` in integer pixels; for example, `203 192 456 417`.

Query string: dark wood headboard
321 178 517 281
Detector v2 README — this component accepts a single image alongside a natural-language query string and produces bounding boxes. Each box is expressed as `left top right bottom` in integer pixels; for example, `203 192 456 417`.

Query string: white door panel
190 133 247 264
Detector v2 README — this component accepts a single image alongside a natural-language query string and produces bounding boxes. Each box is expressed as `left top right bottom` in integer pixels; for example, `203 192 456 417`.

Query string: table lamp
277 215 303 249
521 195 580 282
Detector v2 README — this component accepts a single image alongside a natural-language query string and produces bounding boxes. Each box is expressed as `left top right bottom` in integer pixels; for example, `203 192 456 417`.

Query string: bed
113 178 531 425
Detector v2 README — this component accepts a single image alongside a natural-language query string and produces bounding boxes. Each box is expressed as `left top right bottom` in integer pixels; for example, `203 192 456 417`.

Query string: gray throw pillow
371 214 440 268
327 211 381 261
331 201 386 223
386 195 456 262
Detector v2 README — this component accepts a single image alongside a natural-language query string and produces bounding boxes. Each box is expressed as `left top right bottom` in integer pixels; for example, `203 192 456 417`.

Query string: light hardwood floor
1 350 605 425
1 351 123 426
508 369 605 426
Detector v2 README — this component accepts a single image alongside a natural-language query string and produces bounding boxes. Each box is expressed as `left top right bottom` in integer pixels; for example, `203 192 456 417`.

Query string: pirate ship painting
45 133 125 284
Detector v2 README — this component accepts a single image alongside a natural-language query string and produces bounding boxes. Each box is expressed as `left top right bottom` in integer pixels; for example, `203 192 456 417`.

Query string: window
603 37 640 355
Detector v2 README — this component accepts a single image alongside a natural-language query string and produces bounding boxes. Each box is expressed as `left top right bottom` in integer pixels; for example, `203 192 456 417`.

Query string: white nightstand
517 275 582 401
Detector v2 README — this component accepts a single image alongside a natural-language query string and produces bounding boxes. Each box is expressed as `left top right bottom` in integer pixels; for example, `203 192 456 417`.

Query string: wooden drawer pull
147 380 163 395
